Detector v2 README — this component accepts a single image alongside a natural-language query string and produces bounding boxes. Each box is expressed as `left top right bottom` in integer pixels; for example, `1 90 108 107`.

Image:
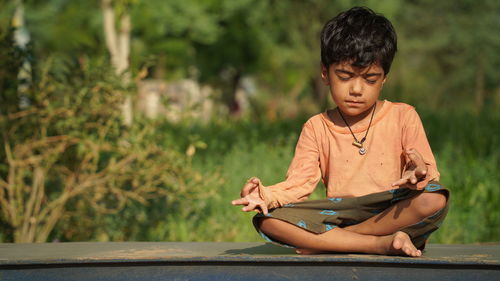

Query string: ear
380 76 387 89
321 65 330 85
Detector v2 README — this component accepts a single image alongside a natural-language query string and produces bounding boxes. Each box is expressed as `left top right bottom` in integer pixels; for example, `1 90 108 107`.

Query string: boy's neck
332 100 384 129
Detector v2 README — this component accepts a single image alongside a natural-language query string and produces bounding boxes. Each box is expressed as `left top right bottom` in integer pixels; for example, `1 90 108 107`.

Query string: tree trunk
101 0 132 125
12 0 31 109
222 69 242 116
228 71 242 115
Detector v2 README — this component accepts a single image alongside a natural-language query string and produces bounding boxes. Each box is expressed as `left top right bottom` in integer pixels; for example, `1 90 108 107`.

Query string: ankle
375 235 393 255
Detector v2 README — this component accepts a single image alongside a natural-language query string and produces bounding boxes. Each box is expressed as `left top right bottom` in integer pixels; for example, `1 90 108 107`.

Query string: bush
0 27 215 242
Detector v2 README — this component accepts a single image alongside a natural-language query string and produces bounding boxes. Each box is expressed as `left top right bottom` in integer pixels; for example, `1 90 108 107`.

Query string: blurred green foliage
0 27 217 242
0 0 498 243
1 0 496 110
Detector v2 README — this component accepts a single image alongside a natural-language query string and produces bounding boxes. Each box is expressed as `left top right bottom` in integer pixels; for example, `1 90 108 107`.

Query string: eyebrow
335 69 354 75
335 69 382 77
363 73 383 77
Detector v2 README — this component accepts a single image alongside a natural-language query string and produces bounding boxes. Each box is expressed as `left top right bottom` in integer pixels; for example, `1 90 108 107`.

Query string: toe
403 246 412 256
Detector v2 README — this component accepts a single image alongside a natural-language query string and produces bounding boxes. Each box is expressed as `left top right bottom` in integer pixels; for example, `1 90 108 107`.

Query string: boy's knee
413 192 447 218
258 217 278 233
258 217 296 239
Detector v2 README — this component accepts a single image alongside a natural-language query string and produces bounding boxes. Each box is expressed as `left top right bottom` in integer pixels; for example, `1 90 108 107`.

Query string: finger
415 167 427 179
415 164 427 175
250 177 261 184
242 202 256 212
407 148 426 169
240 180 258 197
392 177 409 187
259 202 268 215
409 174 418 184
246 177 262 185
240 182 254 197
231 198 249 206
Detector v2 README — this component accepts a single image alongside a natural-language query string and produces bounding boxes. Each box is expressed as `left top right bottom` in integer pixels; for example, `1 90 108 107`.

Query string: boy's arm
257 119 322 209
398 107 440 189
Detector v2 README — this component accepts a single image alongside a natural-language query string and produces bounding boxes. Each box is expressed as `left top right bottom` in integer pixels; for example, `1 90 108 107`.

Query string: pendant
359 147 367 155
352 141 363 148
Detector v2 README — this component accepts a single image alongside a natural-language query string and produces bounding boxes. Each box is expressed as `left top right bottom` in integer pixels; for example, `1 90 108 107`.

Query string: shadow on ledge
224 243 296 255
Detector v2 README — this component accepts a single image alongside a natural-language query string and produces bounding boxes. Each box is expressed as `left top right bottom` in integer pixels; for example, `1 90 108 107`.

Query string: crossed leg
344 191 447 235
258 192 447 257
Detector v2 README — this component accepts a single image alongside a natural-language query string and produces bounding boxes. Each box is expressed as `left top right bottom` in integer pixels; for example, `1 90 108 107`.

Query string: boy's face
321 62 386 117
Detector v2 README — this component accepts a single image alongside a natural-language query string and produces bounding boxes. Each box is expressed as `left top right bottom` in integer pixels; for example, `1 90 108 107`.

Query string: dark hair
320 7 397 75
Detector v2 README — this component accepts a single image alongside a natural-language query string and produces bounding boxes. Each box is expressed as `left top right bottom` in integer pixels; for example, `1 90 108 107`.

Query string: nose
349 77 363 96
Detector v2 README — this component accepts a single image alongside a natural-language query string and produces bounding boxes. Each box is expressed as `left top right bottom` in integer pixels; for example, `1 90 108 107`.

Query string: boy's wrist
257 184 276 209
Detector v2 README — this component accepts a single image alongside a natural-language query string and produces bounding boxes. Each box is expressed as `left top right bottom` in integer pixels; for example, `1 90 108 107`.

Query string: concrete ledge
1 242 499 281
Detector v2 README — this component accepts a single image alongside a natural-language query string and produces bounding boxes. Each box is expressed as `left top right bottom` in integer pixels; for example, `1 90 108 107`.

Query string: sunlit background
0 0 498 244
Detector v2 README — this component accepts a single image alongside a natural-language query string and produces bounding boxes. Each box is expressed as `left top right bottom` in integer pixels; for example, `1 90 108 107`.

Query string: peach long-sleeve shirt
258 100 440 209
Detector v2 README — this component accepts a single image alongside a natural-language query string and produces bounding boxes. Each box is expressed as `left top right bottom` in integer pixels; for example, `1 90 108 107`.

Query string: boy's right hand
231 177 268 215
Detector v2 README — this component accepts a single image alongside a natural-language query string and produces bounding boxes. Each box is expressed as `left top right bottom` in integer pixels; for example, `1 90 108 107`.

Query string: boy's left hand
392 148 428 190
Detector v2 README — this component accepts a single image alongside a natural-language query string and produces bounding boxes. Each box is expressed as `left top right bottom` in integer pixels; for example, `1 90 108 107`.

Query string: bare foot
387 231 422 257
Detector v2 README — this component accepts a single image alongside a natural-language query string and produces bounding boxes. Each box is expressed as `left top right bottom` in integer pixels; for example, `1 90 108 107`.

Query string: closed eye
335 70 353 81
363 73 382 84
337 73 352 81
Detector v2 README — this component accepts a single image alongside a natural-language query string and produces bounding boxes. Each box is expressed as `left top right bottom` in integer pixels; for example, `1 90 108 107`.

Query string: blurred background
0 0 498 244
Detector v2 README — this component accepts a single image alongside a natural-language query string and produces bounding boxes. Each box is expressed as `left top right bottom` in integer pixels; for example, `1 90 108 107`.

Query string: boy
232 7 449 257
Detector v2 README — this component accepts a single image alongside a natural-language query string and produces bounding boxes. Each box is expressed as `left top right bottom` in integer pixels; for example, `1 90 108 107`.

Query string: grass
155 108 499 244
422 109 500 243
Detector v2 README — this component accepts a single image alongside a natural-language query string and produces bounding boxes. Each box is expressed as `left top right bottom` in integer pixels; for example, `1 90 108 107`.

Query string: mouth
345 100 364 106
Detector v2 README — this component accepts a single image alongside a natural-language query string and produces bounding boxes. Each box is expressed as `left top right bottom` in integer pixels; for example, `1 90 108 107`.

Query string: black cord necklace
338 102 377 155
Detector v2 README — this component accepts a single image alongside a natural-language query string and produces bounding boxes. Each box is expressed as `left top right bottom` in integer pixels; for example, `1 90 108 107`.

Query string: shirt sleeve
258 119 322 209
401 107 440 189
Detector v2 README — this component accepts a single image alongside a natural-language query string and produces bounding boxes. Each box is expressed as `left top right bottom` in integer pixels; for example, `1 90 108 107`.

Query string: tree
193 0 268 114
101 0 133 125
389 0 500 111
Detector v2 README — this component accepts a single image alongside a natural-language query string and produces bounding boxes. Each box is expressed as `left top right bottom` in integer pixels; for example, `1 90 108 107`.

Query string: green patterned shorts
253 181 449 250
